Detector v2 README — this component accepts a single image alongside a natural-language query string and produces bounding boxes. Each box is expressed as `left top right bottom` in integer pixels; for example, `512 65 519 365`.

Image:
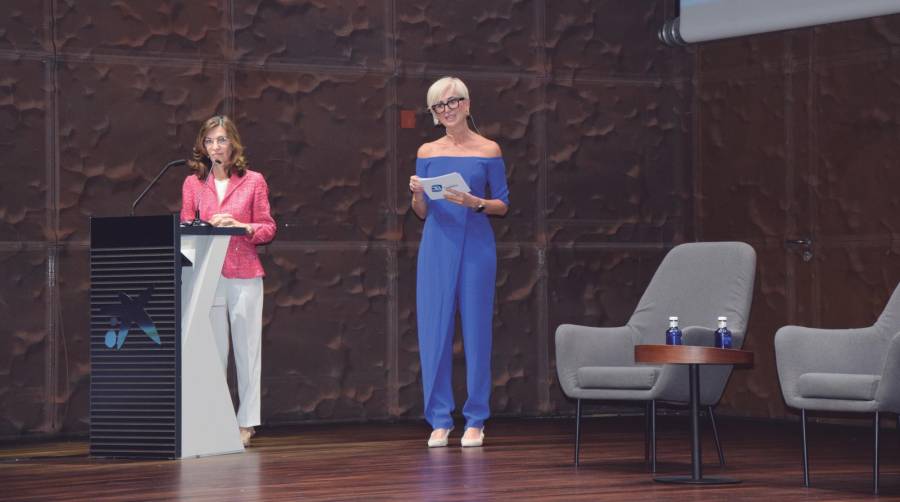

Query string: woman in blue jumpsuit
409 77 510 448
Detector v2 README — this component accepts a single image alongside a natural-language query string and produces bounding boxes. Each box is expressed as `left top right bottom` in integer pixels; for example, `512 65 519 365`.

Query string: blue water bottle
666 316 683 345
715 316 732 349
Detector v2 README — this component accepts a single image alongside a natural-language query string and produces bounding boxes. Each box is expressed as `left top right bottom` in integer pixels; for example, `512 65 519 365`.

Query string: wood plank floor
1 415 897 501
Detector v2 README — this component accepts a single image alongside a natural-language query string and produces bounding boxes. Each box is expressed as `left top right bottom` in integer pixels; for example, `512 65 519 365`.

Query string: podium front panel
89 215 181 459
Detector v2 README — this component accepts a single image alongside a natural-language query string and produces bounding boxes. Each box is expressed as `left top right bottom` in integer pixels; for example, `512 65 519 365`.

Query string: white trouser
210 276 263 428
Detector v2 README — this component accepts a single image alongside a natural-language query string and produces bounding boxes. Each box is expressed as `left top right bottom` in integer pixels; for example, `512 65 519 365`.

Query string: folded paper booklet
419 172 471 200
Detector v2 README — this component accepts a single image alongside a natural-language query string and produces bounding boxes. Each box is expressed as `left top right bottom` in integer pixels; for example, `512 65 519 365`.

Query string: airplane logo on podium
100 286 161 350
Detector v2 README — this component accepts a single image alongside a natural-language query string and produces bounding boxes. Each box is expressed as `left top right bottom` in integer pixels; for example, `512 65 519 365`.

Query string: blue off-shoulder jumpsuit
416 156 510 430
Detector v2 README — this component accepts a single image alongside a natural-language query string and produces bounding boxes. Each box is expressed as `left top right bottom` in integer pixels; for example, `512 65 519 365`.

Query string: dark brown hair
188 115 248 180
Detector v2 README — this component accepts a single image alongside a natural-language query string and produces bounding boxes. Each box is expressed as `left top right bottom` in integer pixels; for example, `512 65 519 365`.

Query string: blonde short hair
426 76 470 125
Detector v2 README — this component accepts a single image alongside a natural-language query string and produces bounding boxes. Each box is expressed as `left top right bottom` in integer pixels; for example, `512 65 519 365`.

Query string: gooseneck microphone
187 159 223 227
130 159 187 216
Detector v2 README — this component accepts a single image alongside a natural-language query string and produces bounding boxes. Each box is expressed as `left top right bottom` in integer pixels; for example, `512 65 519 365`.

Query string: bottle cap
669 316 678 321
717 316 727 321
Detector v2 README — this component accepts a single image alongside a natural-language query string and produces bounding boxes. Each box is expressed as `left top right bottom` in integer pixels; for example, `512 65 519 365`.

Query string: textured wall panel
815 14 900 61
235 70 390 242
396 245 420 418
491 245 542 415
546 81 686 243
695 14 900 420
54 0 225 57
56 246 91 434
548 0 679 78
814 59 900 239
396 0 538 71
0 58 48 242
234 0 387 67
546 247 664 411
57 61 225 241
261 247 389 422
0 1 46 51
698 30 798 75
815 245 900 329
696 75 789 242
1 0 702 437
395 75 439 246
0 249 49 436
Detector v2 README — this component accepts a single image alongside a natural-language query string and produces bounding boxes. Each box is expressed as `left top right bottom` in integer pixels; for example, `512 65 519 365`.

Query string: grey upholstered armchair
555 242 757 469
775 284 900 495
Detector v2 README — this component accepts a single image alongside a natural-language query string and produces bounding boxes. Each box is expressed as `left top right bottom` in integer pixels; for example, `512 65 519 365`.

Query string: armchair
775 284 900 494
556 242 757 469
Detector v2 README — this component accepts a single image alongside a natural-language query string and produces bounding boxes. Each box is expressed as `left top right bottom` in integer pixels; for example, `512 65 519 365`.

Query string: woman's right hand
409 175 424 194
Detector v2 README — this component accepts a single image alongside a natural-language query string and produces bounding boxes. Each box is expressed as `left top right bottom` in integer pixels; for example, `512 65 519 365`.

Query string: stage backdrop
1 1 898 439
693 13 900 418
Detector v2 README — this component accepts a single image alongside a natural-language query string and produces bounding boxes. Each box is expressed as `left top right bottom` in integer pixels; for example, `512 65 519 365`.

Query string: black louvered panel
89 216 180 459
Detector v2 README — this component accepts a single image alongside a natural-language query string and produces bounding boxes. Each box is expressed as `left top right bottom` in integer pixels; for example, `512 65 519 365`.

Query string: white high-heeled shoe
427 427 453 448
460 427 484 448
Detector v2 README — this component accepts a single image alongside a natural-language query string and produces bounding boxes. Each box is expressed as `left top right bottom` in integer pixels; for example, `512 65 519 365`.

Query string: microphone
186 159 223 227
130 159 187 216
468 113 482 135
188 208 210 228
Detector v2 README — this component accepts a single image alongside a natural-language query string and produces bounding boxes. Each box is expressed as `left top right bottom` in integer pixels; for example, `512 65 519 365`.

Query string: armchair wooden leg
707 405 725 466
874 411 880 496
801 409 809 488
574 399 582 466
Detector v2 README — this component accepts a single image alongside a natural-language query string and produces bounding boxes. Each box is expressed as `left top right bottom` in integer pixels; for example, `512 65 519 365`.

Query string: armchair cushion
797 372 880 401
577 366 660 390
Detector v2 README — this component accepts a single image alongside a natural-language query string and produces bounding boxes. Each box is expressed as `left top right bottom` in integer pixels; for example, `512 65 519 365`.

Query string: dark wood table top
635 344 754 365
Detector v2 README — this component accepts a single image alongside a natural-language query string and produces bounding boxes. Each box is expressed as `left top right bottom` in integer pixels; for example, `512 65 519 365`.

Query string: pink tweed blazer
180 169 276 279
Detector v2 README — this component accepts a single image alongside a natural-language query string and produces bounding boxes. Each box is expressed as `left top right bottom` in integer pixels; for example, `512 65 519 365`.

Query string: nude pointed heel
460 427 484 448
427 427 454 448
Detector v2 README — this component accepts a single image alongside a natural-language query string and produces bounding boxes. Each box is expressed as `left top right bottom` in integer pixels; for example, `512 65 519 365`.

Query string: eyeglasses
203 136 230 147
430 97 466 114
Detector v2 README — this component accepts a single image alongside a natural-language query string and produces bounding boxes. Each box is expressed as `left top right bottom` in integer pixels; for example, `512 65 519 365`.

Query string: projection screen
660 0 900 45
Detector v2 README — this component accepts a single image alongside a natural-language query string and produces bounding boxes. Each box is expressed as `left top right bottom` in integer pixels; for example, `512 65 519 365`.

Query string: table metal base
653 475 741 485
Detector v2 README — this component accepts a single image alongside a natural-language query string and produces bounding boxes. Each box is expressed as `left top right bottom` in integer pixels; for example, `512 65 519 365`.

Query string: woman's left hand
444 188 481 210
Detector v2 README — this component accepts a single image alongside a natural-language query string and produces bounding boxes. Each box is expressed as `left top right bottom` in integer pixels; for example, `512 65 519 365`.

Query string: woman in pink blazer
180 115 276 447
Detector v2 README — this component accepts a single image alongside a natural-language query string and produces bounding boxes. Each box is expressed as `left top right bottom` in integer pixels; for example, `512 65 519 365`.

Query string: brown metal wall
9 1 900 440
1 0 691 438
695 15 900 418
11 1 899 439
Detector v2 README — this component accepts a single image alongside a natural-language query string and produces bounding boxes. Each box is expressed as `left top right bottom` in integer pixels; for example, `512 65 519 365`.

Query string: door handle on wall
785 238 814 262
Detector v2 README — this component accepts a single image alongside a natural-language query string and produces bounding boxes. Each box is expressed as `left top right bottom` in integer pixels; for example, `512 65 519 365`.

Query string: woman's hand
409 175 427 219
210 213 253 234
409 175 425 194
444 188 482 210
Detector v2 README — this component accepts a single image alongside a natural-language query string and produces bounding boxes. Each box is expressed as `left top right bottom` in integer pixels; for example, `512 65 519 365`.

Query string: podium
89 215 245 459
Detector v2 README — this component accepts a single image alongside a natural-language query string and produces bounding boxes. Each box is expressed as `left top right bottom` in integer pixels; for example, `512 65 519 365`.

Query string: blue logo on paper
431 184 443 192
99 286 161 350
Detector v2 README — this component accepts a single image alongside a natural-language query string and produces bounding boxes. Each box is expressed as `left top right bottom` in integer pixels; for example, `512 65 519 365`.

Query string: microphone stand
189 159 225 227
130 159 187 216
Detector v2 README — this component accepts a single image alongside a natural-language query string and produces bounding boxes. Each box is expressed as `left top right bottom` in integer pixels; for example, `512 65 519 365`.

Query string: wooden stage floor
1 415 897 501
